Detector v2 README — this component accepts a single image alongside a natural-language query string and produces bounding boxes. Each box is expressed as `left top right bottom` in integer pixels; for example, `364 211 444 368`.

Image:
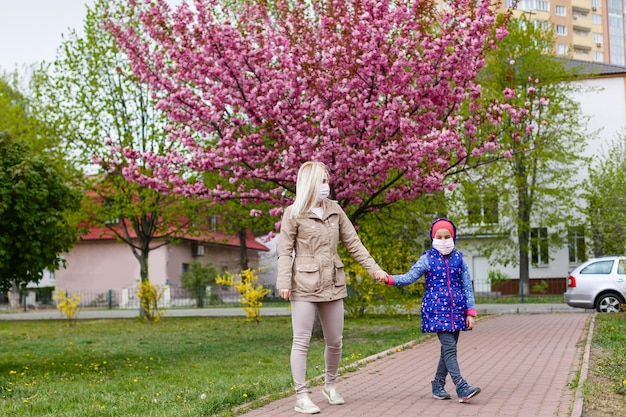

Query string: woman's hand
373 270 389 283
278 289 291 301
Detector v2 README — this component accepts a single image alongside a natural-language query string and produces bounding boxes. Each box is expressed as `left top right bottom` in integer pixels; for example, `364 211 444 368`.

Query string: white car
564 256 626 312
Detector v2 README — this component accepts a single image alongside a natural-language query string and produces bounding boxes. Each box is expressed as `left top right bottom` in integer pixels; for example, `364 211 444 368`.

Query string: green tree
180 260 218 307
342 195 446 318
33 0 210 319
0 133 81 291
0 74 66 166
454 16 590 298
201 172 278 270
584 135 626 256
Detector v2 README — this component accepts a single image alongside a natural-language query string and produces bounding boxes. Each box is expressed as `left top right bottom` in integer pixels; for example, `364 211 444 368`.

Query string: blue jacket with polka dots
388 248 476 333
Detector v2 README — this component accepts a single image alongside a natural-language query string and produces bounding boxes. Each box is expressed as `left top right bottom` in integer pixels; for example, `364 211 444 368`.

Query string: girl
378 218 481 403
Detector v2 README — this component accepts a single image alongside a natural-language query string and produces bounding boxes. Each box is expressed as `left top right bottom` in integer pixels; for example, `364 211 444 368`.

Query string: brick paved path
236 313 591 417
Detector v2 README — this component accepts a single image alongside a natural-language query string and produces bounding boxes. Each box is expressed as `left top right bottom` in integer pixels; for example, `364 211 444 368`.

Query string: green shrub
180 260 218 307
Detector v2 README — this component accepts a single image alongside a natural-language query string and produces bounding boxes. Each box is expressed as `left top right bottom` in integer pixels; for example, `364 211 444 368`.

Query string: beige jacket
276 199 381 302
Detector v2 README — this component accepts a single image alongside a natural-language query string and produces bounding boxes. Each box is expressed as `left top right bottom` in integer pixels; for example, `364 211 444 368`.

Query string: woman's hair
290 161 329 218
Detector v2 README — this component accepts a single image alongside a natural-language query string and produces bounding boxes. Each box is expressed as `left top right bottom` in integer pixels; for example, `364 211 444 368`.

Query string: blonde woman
277 161 387 414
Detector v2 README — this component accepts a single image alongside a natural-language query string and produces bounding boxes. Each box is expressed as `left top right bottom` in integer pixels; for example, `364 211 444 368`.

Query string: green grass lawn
582 313 626 416
0 315 430 417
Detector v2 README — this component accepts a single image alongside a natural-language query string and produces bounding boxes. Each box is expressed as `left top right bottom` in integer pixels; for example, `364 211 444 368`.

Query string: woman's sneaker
294 396 320 414
457 383 481 403
322 387 345 405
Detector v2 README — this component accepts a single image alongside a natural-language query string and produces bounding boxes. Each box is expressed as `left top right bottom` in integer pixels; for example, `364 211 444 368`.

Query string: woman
277 161 387 414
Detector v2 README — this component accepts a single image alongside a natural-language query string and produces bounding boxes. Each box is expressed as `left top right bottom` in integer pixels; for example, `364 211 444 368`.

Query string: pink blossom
104 0 511 220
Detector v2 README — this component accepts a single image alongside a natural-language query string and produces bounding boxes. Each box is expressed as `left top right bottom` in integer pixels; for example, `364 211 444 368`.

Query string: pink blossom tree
106 0 512 224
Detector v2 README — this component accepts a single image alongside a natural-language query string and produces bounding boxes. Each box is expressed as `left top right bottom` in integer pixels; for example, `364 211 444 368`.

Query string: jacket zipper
445 257 455 331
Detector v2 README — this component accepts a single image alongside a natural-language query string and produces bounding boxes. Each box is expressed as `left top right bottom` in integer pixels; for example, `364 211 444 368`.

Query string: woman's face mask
433 238 454 255
318 183 330 201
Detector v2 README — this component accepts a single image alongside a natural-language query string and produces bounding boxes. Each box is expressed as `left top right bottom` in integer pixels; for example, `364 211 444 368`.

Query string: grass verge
582 312 626 417
0 315 429 417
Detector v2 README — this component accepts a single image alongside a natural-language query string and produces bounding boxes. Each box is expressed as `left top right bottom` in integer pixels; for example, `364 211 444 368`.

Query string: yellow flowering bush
54 290 81 323
216 269 269 323
137 280 165 323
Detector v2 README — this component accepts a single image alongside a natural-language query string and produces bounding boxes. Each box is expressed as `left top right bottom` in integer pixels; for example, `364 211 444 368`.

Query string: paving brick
237 313 591 417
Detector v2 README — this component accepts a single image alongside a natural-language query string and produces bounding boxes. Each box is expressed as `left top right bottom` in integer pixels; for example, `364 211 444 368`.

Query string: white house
457 60 626 295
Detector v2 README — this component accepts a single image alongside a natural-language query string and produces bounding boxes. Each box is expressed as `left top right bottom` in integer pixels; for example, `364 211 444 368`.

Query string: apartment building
501 0 625 65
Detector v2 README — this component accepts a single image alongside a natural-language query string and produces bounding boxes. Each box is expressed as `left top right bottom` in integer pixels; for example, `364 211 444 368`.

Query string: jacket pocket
333 259 346 287
294 263 321 293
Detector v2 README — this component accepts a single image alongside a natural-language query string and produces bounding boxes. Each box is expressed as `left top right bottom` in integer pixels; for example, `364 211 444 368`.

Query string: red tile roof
81 225 270 251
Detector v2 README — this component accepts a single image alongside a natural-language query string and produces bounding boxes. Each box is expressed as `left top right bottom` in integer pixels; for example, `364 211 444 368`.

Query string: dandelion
200 393 207 400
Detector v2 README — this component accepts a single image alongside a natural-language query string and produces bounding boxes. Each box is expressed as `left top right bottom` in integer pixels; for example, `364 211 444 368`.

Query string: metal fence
1 284 280 311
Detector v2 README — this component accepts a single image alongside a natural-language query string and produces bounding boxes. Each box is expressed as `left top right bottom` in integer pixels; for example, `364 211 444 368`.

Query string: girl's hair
290 161 329 218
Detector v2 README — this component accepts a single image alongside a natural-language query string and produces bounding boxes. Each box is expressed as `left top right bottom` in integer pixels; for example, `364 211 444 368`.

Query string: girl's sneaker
431 380 451 400
457 384 481 403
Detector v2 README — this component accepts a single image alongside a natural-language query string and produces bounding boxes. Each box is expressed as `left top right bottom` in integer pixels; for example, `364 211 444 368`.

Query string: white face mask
433 238 455 255
318 183 330 201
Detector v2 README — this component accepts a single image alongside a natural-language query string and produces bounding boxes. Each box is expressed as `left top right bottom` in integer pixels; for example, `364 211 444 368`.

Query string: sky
0 0 96 72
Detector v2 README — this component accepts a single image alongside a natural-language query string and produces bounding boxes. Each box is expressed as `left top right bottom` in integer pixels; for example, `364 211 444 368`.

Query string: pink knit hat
431 219 455 239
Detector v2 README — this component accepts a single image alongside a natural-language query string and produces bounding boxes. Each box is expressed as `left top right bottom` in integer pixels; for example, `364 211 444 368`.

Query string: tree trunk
518 230 530 301
238 228 249 270
516 158 531 302
139 250 150 318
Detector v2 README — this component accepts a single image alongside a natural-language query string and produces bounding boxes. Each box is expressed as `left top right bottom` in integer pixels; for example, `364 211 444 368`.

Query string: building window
103 201 120 225
594 51 604 62
531 227 549 266
592 14 602 24
568 226 586 264
509 0 550 11
467 193 499 225
591 0 600 10
556 25 567 36
557 43 568 55
555 5 566 16
593 33 603 44
182 263 190 273
209 214 218 232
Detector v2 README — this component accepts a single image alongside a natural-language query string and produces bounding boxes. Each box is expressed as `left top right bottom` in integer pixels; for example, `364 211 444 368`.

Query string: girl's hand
466 316 475 330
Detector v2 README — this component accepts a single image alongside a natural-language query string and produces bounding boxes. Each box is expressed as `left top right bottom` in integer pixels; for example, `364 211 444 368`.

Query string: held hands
373 270 389 284
278 289 291 301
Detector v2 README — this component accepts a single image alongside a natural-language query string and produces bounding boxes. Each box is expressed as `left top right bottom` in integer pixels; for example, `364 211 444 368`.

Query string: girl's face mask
433 238 455 255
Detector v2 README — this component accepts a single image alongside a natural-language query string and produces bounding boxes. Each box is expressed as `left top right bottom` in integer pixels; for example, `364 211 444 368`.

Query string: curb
571 312 596 417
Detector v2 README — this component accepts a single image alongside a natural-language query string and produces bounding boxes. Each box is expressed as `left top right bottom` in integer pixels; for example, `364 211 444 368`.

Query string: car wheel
596 294 624 313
